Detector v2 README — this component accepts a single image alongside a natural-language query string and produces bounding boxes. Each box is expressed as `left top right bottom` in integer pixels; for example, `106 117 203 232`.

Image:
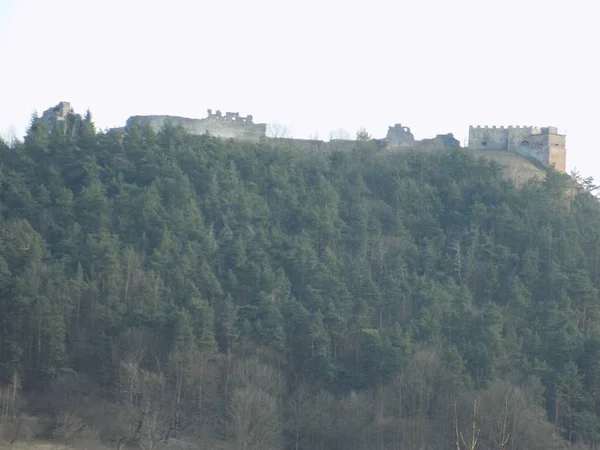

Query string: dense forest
1 111 600 450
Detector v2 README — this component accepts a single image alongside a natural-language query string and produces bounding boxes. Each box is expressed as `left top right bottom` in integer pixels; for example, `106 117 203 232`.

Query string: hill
0 115 599 450
466 148 545 183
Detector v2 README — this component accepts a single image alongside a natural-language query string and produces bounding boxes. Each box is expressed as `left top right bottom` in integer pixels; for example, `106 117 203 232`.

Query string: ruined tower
39 101 74 133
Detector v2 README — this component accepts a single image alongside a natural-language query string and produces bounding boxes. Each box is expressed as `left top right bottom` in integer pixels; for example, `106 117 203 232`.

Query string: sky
0 0 598 179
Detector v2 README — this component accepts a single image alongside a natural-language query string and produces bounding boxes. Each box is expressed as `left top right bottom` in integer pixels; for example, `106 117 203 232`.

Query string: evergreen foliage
1 117 599 449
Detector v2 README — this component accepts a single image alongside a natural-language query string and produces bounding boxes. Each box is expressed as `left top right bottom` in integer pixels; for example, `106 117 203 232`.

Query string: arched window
521 140 529 147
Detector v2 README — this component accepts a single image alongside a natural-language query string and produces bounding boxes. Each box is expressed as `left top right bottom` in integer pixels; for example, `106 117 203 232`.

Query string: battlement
468 124 566 171
206 109 255 123
470 125 535 130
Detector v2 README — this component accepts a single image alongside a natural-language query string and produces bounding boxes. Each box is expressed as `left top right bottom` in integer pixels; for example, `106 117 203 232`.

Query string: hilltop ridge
37 102 560 186
1 101 598 450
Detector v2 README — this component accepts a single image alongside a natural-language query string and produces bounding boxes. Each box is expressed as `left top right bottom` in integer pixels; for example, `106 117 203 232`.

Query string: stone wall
40 101 76 133
468 125 566 171
264 135 455 155
386 124 459 151
468 126 510 151
265 137 378 154
414 134 461 151
522 133 550 167
386 124 416 146
126 109 267 143
265 137 330 153
508 127 538 153
41 101 565 172
548 134 567 171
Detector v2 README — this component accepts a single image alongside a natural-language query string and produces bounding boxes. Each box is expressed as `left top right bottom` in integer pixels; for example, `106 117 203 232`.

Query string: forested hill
1 114 600 450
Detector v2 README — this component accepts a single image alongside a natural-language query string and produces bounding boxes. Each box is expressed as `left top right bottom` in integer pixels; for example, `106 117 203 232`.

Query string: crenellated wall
468 125 566 171
468 125 510 151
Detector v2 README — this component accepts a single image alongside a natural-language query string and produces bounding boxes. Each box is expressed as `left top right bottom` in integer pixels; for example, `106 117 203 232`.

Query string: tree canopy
1 116 599 449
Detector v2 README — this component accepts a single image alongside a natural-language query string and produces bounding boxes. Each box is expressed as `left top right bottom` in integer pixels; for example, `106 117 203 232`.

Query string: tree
356 127 371 141
267 122 293 138
228 357 283 450
328 128 351 141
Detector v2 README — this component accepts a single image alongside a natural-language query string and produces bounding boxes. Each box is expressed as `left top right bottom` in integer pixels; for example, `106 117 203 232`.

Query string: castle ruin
39 101 80 134
126 109 267 143
36 103 566 172
386 124 460 151
468 125 566 171
123 110 460 153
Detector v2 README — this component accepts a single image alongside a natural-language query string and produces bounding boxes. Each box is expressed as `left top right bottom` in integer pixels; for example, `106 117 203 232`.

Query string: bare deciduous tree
229 386 280 450
267 122 293 138
0 372 22 444
454 397 480 450
285 384 311 450
328 128 351 141
228 357 283 450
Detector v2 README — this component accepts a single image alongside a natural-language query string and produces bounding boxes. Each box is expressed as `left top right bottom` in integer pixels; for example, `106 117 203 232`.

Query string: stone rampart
39 101 78 134
124 113 459 155
468 125 566 171
126 109 266 143
37 102 566 173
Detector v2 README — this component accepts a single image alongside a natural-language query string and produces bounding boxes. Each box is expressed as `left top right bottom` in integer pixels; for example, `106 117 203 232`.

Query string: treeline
0 112 599 449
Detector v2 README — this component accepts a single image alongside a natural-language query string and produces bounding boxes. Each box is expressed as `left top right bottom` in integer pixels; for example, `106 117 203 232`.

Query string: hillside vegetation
1 113 600 449
464 148 545 186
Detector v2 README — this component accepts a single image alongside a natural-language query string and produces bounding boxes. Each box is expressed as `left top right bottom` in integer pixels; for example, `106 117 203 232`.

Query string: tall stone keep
468 125 566 172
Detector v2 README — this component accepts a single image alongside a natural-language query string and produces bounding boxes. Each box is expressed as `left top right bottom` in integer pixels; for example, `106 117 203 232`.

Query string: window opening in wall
482 141 487 146
521 140 529 147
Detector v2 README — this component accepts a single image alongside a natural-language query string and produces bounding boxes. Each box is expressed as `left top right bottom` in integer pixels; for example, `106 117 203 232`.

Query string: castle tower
526 127 566 172
468 125 566 172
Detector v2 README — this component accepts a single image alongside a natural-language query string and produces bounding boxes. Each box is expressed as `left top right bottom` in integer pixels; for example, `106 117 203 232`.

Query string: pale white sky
0 0 598 179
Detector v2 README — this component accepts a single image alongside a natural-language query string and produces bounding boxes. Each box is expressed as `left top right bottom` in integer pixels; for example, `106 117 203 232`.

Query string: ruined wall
265 137 375 154
386 124 416 147
387 125 458 151
265 137 330 153
415 134 460 151
265 134 456 155
126 110 266 143
40 101 76 133
39 101 567 173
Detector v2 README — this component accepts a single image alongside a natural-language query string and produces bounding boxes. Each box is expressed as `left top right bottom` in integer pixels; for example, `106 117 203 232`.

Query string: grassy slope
464 148 545 186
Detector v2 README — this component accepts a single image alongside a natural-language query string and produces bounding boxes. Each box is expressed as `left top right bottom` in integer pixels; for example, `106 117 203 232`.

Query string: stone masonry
36 103 566 172
126 109 267 143
39 101 77 134
468 125 566 171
